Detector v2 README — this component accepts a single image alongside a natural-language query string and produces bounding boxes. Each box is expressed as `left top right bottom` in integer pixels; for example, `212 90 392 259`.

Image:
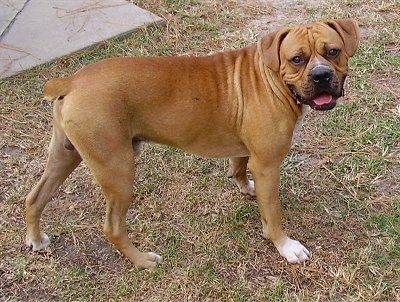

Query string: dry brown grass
1 0 399 301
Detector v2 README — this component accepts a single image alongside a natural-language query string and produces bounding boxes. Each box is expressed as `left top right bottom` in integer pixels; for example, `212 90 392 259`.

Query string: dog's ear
258 27 291 72
324 19 360 57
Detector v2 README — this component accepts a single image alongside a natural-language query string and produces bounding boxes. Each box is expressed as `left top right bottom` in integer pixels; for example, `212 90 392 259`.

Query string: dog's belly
180 142 250 158
138 131 250 159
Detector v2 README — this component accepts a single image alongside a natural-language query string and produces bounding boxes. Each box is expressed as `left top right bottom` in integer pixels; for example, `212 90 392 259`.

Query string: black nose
310 66 333 84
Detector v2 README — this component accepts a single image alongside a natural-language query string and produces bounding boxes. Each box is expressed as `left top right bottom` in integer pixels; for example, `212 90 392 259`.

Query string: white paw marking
275 237 310 263
141 252 163 270
240 180 256 196
26 233 50 251
148 252 163 264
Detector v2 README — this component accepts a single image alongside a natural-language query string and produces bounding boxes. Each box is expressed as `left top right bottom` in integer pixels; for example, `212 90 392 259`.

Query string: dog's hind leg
25 124 82 251
74 135 162 270
228 157 255 196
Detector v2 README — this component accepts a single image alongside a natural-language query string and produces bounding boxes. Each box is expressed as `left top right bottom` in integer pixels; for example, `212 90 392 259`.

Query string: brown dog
25 19 359 269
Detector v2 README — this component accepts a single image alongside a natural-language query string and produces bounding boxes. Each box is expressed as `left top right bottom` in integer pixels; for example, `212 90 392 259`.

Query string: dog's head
259 19 360 110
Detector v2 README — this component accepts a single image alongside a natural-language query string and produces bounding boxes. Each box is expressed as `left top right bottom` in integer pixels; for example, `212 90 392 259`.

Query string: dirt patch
248 0 322 32
1 145 23 158
369 73 400 100
52 233 128 274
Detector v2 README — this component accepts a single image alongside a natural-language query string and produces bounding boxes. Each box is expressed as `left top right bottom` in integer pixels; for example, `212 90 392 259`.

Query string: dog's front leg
248 157 310 263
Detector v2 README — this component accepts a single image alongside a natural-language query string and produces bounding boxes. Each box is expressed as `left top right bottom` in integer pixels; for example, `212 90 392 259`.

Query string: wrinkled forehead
280 23 345 56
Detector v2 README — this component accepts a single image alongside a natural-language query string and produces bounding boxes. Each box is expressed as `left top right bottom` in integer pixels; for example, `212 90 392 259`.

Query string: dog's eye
291 56 304 65
327 48 340 58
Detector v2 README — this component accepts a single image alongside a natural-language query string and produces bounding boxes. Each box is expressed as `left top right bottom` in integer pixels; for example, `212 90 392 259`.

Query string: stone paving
0 0 162 78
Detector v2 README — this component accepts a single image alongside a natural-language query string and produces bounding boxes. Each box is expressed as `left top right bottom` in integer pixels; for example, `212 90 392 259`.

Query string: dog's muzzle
290 65 343 111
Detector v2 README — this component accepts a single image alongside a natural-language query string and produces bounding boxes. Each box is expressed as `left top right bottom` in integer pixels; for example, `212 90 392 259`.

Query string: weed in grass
262 279 290 302
368 202 400 240
233 203 258 224
216 244 237 262
11 257 30 283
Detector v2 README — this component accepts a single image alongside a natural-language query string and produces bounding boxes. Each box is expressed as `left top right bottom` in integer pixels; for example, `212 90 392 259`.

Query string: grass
1 0 399 301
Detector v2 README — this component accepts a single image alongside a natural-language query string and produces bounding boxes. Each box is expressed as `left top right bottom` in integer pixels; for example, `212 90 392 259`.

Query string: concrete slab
0 0 162 79
0 0 28 35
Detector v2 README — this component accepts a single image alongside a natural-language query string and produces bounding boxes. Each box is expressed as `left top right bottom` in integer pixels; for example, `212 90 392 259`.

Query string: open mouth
290 87 340 111
305 93 338 110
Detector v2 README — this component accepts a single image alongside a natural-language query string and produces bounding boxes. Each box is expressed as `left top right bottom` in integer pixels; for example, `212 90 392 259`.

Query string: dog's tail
43 77 72 101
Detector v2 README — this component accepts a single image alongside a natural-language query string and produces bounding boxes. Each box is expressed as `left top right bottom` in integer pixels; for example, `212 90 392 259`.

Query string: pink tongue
313 94 333 105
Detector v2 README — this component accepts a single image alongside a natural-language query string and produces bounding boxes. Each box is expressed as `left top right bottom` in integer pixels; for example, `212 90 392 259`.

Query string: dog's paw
137 252 163 270
26 232 50 251
274 237 310 263
239 180 256 196
148 252 163 264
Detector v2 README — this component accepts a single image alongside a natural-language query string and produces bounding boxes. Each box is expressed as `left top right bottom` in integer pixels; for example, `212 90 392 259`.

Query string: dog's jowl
25 19 359 269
